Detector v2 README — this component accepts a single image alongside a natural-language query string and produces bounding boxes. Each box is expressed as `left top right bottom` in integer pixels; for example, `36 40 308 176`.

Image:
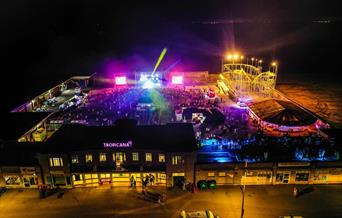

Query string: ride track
220 63 277 99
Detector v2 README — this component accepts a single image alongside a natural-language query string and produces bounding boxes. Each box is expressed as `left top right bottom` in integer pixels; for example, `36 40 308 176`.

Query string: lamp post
271 61 278 84
240 161 248 218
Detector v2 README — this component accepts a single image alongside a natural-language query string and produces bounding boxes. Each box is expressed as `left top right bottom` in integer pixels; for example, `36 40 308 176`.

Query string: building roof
45 121 198 153
0 112 51 141
248 99 317 126
0 141 41 166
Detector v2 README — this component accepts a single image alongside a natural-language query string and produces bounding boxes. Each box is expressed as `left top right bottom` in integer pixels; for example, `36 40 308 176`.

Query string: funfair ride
218 61 278 102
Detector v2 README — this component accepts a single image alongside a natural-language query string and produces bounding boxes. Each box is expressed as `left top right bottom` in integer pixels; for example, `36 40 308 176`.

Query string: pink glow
115 76 127 85
172 75 183 84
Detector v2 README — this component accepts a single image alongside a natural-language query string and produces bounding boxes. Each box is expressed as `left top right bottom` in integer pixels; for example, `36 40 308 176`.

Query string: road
0 185 342 218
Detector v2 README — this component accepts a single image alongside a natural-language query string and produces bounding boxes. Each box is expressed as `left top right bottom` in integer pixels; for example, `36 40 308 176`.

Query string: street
0 185 341 218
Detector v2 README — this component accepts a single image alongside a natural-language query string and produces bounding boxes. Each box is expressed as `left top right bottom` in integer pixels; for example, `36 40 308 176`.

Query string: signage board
103 141 132 148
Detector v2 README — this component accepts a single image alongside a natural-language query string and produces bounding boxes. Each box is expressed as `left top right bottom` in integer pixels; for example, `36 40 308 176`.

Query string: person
293 187 298 197
133 179 136 188
130 176 134 187
150 174 155 185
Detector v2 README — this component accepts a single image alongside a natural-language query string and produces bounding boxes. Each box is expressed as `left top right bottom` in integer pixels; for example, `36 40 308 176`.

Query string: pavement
0 185 342 218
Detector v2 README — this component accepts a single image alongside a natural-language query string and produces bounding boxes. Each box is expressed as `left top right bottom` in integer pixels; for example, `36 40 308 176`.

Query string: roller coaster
218 63 277 100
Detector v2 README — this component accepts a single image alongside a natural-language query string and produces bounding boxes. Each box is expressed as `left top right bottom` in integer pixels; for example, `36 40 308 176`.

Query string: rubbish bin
207 180 217 189
197 180 207 190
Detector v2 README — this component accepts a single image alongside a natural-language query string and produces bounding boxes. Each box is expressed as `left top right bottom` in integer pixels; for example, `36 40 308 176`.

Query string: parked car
180 210 220 218
142 188 166 203
279 216 303 218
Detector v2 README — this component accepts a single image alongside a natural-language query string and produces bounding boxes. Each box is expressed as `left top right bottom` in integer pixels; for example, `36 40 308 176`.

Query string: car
180 210 220 218
279 216 303 218
142 188 166 203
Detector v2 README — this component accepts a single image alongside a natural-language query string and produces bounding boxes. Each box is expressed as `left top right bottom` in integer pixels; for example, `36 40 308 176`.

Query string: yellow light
251 57 255 61
271 62 277 66
226 54 233 60
240 56 244 60
259 60 263 63
233 54 239 60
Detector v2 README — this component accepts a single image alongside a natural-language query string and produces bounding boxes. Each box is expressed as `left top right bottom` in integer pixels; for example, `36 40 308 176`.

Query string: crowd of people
47 85 338 163
51 86 219 126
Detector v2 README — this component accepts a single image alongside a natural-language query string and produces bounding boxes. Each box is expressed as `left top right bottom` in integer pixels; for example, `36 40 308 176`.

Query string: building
1 121 197 188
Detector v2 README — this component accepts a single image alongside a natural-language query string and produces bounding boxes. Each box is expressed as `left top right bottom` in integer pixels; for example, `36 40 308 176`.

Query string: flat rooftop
45 121 198 153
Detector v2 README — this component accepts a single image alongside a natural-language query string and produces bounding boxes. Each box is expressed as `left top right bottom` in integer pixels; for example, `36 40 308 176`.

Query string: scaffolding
219 63 277 100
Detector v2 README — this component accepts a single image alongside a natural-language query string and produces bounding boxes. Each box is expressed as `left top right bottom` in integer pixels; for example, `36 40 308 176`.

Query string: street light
240 161 248 218
222 53 232 72
271 61 278 83
233 54 239 60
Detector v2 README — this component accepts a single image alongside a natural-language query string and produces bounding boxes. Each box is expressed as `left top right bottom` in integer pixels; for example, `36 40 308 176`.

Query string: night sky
1 0 341 113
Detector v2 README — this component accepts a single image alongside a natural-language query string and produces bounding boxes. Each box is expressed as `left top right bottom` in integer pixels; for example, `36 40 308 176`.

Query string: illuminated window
218 172 226 177
49 157 63 167
114 152 126 162
132 152 139 161
172 155 184 165
85 154 93 163
71 155 79 164
158 154 165 163
99 153 107 162
295 173 309 181
145 153 152 162
208 172 215 177
72 174 82 181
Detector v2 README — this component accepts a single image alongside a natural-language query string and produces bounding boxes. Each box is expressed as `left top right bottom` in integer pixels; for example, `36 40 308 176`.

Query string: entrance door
99 173 111 185
172 172 185 187
115 152 126 169
23 177 30 187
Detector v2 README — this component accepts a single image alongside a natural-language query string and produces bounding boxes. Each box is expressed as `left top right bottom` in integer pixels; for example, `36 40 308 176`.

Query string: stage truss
219 63 277 100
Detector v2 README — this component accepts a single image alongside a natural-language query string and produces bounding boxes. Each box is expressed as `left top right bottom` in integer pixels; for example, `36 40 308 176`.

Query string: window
218 172 226 177
172 155 184 165
114 152 126 162
145 153 152 162
72 174 82 181
99 153 107 162
295 173 309 181
208 172 215 177
85 154 93 163
132 152 139 161
71 155 79 164
49 157 63 167
158 154 165 163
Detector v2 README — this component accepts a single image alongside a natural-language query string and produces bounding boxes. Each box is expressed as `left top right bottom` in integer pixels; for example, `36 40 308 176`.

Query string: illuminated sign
103 141 132 148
